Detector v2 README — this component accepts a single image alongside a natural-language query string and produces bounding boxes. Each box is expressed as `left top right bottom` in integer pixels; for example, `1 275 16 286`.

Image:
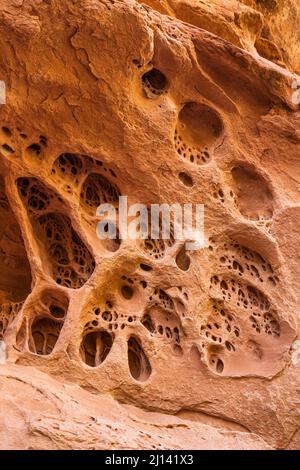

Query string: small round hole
121 285 133 300
178 172 193 187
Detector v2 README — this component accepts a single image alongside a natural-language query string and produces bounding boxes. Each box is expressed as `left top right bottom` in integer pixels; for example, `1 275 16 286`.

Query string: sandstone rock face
0 0 299 450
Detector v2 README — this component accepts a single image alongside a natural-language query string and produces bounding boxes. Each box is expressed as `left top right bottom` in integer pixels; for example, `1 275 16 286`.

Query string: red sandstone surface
0 0 299 450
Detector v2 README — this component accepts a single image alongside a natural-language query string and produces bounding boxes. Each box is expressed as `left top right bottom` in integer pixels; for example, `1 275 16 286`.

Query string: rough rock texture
0 364 273 450
0 0 299 450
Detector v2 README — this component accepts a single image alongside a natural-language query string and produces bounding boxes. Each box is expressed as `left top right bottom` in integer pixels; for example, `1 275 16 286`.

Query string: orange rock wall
0 0 299 450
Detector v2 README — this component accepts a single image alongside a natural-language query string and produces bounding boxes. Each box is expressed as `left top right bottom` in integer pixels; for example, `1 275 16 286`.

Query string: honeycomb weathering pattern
0 0 299 450
16 177 96 289
0 175 32 340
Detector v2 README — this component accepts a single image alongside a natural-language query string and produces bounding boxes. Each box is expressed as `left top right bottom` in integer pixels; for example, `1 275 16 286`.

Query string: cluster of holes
26 291 68 356
249 311 280 337
51 153 119 219
84 300 138 334
17 177 95 289
51 153 121 252
200 304 240 350
26 135 47 160
120 275 148 300
81 302 151 381
16 177 58 216
212 239 280 286
80 172 120 215
52 153 117 188
210 275 281 339
84 279 185 356
37 213 95 288
148 288 175 311
213 187 225 203
174 102 223 166
80 281 187 377
0 125 47 160
199 285 282 376
211 187 237 207
141 287 185 355
210 275 271 312
141 68 169 99
144 216 175 259
51 153 84 186
141 306 183 355
198 303 246 375
174 129 211 164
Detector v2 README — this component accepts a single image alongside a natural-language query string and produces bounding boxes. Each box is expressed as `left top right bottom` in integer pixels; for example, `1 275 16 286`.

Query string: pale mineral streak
0 0 299 450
